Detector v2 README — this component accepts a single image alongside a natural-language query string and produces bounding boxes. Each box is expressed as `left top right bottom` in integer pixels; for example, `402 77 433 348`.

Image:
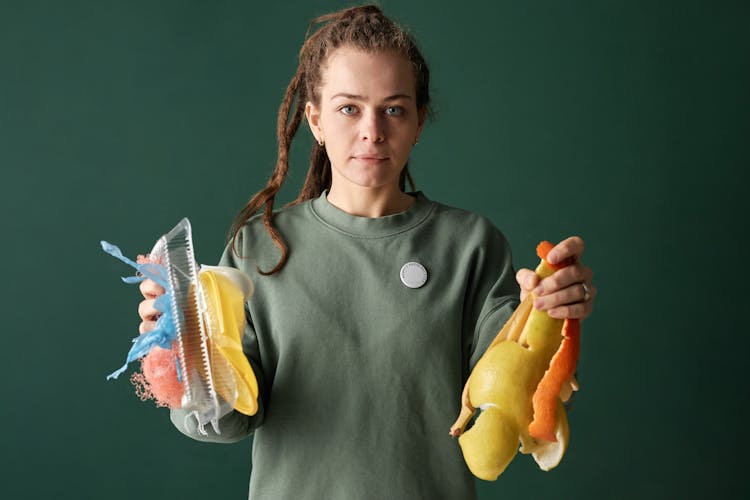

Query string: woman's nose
360 110 385 143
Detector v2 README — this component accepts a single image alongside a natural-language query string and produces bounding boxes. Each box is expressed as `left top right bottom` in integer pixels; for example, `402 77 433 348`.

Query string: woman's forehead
319 47 416 100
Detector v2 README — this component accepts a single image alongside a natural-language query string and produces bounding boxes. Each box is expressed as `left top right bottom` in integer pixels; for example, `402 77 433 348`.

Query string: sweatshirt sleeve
169 230 267 443
465 224 521 372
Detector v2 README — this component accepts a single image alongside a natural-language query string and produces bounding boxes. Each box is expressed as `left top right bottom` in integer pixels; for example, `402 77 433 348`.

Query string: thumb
516 268 539 300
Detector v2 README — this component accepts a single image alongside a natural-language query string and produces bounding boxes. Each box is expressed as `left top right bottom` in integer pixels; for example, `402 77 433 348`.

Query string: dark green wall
1 1 747 498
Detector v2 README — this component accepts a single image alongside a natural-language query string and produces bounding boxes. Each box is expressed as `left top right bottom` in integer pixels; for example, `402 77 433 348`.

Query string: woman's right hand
138 279 165 334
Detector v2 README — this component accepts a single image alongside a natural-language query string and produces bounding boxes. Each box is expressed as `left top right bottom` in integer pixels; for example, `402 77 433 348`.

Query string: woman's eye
385 106 404 116
339 105 357 115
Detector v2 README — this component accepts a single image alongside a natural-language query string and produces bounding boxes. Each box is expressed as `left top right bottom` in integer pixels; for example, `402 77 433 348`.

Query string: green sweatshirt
171 190 520 499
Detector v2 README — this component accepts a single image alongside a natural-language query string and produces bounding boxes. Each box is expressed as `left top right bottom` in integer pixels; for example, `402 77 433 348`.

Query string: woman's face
305 46 425 192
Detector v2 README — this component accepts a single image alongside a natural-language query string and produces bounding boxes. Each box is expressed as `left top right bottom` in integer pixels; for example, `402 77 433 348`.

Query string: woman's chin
333 168 402 191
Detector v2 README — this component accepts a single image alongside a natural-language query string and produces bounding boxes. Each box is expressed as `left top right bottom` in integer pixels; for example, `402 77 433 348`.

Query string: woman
138 5 595 499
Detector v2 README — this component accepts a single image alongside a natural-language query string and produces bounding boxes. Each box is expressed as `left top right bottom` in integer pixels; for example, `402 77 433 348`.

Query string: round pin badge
400 262 428 289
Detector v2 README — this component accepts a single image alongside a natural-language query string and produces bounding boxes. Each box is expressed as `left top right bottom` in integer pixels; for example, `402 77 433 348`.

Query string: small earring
413 138 419 146
318 139 324 146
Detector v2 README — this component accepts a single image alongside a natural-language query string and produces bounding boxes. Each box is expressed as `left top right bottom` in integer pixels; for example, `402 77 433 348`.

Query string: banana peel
449 241 581 480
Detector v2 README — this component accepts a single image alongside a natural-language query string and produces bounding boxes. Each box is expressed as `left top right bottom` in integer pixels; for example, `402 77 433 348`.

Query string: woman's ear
305 101 323 144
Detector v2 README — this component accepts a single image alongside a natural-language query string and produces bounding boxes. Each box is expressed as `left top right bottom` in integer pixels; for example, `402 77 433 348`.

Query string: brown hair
229 4 431 275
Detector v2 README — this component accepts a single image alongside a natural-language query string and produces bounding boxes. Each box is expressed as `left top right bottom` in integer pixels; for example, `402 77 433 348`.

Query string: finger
548 298 594 320
138 299 162 322
547 236 585 266
516 268 539 291
516 268 539 302
534 264 593 296
139 278 165 300
545 284 596 319
139 320 158 335
534 279 596 310
534 283 577 310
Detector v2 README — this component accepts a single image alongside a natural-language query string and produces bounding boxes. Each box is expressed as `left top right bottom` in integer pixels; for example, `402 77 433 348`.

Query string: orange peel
528 318 580 442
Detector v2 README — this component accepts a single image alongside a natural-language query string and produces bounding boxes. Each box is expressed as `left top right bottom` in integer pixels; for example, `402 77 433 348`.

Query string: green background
1 0 747 498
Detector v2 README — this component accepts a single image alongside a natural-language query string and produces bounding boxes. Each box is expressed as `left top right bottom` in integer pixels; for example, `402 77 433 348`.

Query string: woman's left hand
515 236 595 320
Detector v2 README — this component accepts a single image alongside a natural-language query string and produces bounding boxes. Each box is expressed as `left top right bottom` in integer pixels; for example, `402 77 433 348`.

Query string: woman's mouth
353 154 389 164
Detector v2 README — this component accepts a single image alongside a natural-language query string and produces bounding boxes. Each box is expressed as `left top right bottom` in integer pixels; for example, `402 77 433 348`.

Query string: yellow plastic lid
198 268 259 416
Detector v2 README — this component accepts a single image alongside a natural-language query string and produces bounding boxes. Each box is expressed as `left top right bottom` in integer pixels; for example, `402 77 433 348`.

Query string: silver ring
581 282 591 302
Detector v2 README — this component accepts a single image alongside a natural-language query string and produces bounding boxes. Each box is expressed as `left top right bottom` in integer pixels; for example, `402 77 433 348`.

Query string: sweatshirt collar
309 189 434 238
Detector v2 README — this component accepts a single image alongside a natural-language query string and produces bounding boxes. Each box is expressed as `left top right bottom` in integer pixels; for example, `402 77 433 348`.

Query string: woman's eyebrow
330 93 413 101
